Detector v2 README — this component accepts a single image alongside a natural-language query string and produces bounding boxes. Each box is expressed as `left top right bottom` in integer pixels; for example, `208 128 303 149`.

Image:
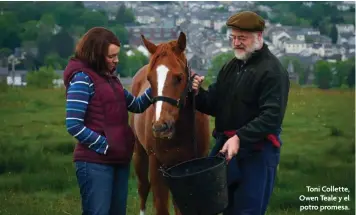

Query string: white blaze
140 210 145 215
156 65 169 122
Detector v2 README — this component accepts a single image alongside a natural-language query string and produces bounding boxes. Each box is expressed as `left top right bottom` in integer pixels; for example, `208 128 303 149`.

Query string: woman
63 27 152 215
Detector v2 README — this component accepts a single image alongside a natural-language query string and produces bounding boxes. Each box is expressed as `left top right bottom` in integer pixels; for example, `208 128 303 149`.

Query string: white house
310 43 325 57
135 9 160 24
272 31 290 45
336 24 355 34
284 40 308 54
191 13 212 28
6 70 27 86
176 17 187 26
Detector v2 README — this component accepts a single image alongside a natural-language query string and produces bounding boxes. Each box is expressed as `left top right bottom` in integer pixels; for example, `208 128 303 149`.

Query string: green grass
0 86 354 215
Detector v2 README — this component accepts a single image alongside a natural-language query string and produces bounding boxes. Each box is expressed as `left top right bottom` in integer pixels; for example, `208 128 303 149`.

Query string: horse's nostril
162 123 169 131
152 123 169 132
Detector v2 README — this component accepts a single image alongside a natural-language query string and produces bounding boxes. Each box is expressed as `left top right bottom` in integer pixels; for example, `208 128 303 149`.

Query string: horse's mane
149 40 186 71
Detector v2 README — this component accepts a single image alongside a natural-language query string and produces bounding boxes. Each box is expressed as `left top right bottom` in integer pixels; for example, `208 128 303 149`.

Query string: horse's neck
176 98 196 133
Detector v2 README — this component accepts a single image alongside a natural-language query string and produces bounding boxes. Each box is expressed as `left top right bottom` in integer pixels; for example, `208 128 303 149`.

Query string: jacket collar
250 43 269 60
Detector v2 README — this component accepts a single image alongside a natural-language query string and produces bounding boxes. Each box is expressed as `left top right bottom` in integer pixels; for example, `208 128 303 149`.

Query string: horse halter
151 64 195 110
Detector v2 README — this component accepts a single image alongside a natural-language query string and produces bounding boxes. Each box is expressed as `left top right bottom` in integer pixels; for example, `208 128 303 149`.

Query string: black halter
151 64 196 109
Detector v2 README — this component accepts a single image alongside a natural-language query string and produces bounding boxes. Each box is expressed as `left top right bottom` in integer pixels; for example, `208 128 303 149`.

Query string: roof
285 40 305 45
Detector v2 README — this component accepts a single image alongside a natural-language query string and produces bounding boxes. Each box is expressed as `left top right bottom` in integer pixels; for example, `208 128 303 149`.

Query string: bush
26 66 59 89
0 78 8 92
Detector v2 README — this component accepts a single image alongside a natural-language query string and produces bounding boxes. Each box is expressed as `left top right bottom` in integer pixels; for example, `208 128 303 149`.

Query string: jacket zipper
234 62 247 87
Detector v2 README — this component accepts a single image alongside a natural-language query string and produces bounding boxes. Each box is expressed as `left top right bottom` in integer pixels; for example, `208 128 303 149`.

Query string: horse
129 32 211 215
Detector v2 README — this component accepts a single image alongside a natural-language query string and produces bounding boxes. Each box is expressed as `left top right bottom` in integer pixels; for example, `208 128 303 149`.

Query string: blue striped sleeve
125 88 152 113
65 72 109 155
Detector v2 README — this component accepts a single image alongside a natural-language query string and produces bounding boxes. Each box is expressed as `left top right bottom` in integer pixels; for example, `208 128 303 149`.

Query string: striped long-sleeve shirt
65 72 152 155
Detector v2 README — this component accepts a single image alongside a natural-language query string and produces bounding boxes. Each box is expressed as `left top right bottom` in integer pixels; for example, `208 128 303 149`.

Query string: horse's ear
175 32 186 54
141 34 157 54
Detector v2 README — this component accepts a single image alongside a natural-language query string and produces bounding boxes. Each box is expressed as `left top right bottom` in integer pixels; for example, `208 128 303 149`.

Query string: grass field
0 85 354 215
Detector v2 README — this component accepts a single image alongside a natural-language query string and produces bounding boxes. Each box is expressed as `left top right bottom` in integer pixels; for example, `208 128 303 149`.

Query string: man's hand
219 134 240 162
191 75 205 95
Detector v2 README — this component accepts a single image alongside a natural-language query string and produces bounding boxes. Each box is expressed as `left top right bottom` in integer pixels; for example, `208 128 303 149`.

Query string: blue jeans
75 161 130 215
211 135 280 215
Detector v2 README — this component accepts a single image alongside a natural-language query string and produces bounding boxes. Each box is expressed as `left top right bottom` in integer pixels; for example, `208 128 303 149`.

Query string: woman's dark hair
75 27 120 75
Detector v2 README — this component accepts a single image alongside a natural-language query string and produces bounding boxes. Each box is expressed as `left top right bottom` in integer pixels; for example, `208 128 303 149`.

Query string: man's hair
252 32 263 50
74 27 120 76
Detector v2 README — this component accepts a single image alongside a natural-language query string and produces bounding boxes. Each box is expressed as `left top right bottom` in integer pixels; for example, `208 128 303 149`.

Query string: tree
0 11 21 49
118 50 148 77
281 56 306 85
347 65 355 88
220 26 227 34
115 5 135 25
298 18 312 27
68 25 86 41
9 2 43 23
330 24 338 44
26 66 59 89
51 30 75 59
0 48 12 59
129 50 148 76
333 60 353 87
109 25 129 46
79 10 108 31
207 52 234 80
35 13 57 63
0 48 12 67
22 52 40 71
44 52 66 70
52 2 86 28
38 13 56 38
314 61 333 89
36 36 52 65
0 1 126 71
19 20 39 41
116 48 129 77
251 9 268 19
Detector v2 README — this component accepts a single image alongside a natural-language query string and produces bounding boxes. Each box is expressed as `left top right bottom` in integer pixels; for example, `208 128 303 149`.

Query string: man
191 11 290 215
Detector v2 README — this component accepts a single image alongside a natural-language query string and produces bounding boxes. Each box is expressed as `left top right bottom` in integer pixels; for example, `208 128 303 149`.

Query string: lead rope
188 65 198 158
187 65 200 215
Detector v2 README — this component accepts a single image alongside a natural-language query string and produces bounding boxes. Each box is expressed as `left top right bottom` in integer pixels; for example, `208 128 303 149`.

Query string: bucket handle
215 152 228 164
159 154 227 178
159 166 172 178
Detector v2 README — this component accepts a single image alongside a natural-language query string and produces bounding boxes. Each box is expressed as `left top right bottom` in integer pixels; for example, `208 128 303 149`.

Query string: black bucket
160 155 228 215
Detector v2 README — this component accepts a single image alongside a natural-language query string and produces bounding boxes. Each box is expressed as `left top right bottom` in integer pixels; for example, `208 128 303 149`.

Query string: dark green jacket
196 43 290 146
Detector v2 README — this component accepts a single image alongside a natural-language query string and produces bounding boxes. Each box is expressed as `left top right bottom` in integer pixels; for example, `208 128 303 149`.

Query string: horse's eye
174 74 182 85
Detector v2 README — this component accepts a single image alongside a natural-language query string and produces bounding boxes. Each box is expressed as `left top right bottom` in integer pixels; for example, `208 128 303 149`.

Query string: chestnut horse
130 32 211 215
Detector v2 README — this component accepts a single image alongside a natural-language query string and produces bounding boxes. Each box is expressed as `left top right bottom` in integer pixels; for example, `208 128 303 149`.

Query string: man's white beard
234 35 262 61
234 49 252 61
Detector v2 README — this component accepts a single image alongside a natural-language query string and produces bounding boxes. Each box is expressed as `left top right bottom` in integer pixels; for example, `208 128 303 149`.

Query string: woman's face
106 44 120 72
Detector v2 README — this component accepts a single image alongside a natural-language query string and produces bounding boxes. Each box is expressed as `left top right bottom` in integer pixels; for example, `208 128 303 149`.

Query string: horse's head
142 32 191 139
